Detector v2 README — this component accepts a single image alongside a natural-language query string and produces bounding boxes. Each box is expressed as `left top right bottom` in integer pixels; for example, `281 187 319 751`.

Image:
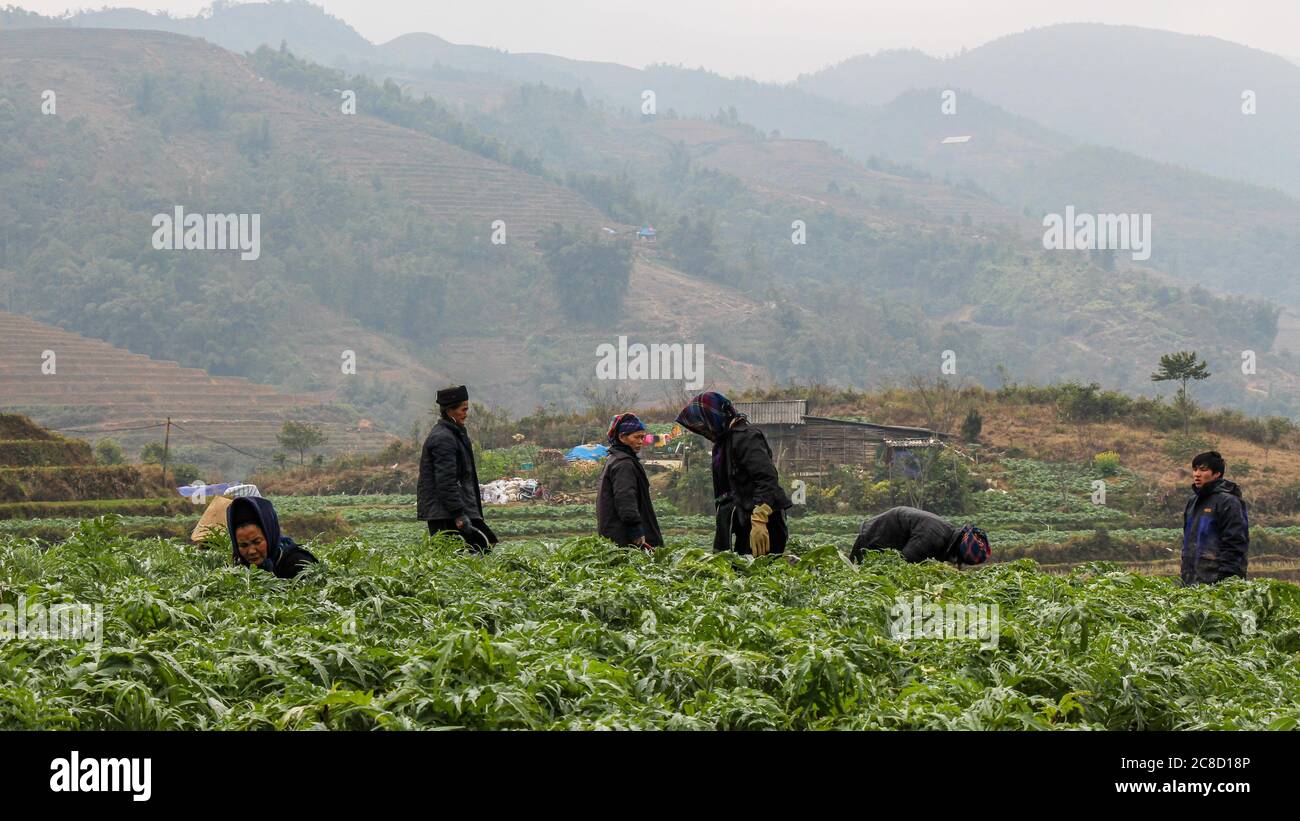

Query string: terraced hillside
456 86 1035 240
299 120 609 238
0 411 154 504
0 310 395 458
428 255 774 410
639 120 1031 237
3 23 1297 426
0 28 608 239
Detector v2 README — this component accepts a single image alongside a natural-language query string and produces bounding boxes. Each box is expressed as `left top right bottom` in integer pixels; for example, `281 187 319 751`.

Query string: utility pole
161 417 172 486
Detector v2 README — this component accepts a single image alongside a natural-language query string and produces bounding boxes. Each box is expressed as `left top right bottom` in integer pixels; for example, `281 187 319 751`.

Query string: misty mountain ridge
27 4 1299 195
1 3 1298 437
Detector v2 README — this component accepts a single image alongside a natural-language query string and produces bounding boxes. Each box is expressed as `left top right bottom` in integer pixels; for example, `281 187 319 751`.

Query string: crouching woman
227 496 319 579
596 413 663 552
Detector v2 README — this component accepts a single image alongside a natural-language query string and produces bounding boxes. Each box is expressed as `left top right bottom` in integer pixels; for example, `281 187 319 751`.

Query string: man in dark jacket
1182 450 1249 586
850 506 991 567
596 412 663 552
417 385 498 552
676 392 792 556
227 496 318 579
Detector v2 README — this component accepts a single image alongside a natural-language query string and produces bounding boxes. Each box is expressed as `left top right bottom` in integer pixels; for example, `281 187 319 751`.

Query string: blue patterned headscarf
956 524 991 565
607 412 646 443
675 392 744 442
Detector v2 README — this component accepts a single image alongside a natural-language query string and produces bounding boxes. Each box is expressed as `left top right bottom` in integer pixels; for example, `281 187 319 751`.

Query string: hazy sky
24 0 1300 81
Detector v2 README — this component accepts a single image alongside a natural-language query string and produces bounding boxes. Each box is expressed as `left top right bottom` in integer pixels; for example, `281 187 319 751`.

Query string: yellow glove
750 503 773 557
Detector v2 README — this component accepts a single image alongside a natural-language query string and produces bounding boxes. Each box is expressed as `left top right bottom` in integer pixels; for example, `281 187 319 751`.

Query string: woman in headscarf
417 384 498 553
227 496 318 579
595 412 663 552
676 392 792 556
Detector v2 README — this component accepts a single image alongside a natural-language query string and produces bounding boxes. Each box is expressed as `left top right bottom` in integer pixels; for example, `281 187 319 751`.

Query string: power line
168 421 273 460
53 419 271 460
51 418 314 463
52 422 168 434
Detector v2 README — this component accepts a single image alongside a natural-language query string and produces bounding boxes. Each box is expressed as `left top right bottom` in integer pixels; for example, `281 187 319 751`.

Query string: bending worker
851 505 990 566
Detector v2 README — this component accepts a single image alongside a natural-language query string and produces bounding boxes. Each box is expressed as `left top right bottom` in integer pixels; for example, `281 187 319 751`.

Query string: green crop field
2 508 1300 731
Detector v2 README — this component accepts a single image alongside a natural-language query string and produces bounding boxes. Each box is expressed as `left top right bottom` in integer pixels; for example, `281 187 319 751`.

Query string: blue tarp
565 444 609 462
178 482 231 498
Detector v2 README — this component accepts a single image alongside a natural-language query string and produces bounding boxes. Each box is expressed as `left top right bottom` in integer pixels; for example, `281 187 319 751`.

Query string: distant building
636 225 657 242
733 399 948 476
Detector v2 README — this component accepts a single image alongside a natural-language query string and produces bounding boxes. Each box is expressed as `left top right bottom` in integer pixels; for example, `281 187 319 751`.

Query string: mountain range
1 1 1298 467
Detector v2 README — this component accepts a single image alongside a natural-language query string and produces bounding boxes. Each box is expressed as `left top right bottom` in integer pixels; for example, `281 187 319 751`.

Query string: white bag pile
479 477 540 505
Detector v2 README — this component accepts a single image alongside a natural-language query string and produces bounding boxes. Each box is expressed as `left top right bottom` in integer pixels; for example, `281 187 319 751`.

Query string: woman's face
236 524 268 565
620 431 646 452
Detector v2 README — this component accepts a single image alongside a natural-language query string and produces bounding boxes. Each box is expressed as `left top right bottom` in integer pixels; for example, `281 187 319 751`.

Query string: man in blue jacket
1182 450 1249 586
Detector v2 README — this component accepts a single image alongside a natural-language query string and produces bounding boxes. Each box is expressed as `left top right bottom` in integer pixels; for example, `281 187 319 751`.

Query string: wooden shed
734 399 948 476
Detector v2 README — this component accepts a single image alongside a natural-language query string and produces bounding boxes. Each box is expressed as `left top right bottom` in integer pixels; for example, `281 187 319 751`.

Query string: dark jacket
712 419 792 514
1182 478 1249 586
596 442 663 548
417 417 484 522
852 506 960 563
227 496 318 579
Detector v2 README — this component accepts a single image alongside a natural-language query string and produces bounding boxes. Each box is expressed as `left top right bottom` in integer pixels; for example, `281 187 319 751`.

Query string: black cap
436 385 469 407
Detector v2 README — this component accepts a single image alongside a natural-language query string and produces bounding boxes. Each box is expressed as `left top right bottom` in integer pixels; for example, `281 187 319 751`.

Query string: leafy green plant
475 444 542 482
3 514 1299 731
1093 451 1121 477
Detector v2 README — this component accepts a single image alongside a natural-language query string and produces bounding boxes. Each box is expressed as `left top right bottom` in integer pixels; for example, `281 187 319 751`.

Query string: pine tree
1151 351 1210 435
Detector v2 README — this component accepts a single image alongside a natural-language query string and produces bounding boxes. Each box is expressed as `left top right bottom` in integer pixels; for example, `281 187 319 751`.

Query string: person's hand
750 503 773 556
454 517 464 529
636 536 655 553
